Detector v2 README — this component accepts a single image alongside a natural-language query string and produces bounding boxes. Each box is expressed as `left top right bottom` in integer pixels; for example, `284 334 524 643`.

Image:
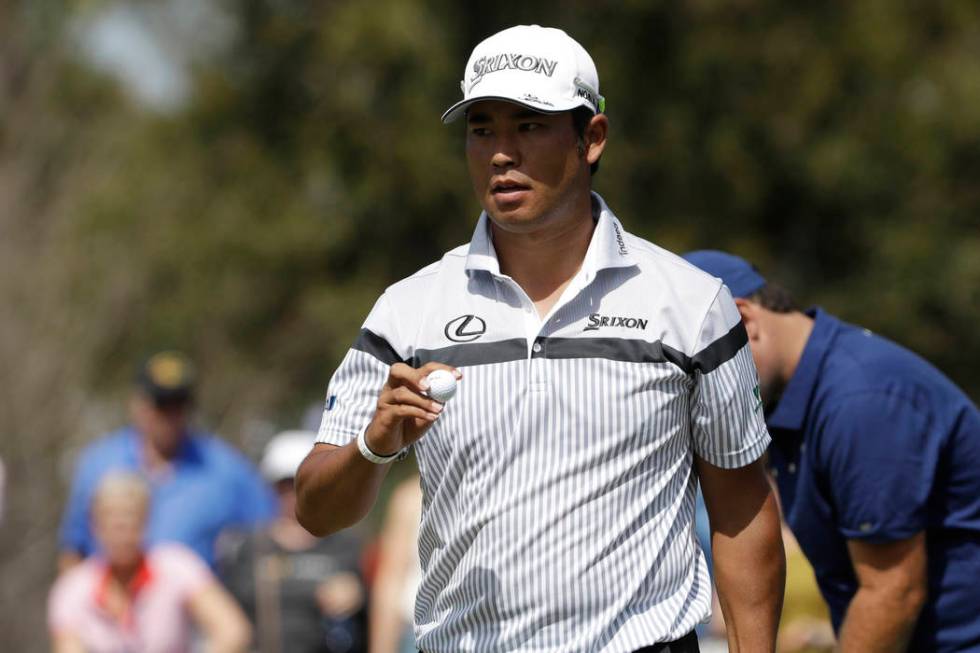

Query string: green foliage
12 0 980 425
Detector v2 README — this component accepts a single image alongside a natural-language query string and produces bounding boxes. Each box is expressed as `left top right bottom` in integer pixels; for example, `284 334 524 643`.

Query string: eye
518 122 543 132
469 127 491 137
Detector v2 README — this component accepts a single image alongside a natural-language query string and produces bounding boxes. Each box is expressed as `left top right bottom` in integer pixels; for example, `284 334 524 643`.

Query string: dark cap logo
469 53 558 89
444 315 486 343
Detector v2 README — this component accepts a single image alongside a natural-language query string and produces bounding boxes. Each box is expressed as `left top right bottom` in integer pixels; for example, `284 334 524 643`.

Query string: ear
734 298 761 340
584 113 608 166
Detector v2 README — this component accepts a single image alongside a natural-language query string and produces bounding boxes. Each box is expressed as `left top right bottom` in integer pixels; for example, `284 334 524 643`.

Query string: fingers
384 386 444 418
366 362 461 454
388 361 462 394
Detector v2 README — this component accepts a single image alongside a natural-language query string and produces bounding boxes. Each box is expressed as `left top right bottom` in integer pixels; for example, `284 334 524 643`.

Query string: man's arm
295 362 454 536
57 448 98 574
187 582 253 653
51 632 87 653
696 456 785 653
57 552 83 574
295 441 393 536
837 533 926 652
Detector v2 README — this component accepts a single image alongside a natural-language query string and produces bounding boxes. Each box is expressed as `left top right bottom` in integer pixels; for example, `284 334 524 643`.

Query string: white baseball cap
260 430 316 483
441 25 604 124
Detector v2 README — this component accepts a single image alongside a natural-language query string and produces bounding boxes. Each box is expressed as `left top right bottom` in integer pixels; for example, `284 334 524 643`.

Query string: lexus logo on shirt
444 315 486 343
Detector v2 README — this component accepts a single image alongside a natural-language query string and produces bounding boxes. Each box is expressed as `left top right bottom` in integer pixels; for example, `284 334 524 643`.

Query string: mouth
490 179 531 197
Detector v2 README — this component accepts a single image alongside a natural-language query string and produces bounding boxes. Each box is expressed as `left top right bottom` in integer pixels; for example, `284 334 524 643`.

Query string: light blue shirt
60 426 277 567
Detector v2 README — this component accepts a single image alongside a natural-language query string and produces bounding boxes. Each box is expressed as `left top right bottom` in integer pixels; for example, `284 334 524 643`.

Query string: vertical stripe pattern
317 195 770 652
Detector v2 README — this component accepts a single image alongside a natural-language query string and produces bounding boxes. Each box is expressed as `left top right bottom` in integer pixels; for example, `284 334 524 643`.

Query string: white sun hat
260 430 316 483
441 25 604 123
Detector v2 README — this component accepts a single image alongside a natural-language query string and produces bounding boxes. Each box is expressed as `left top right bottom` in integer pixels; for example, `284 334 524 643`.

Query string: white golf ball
425 369 457 403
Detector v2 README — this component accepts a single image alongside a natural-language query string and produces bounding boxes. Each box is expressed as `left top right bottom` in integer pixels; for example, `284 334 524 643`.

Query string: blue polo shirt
59 427 277 567
767 308 980 652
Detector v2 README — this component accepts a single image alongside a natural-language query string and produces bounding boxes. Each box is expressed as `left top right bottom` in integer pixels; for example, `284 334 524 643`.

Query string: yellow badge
148 353 187 388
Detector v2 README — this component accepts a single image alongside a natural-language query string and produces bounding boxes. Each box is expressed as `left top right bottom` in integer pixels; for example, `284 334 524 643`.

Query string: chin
108 551 142 569
485 203 540 230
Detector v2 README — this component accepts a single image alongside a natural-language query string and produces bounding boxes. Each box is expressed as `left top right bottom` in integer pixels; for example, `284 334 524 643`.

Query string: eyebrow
513 109 546 119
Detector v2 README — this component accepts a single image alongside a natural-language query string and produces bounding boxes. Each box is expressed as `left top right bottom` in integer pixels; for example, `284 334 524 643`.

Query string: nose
490 132 520 169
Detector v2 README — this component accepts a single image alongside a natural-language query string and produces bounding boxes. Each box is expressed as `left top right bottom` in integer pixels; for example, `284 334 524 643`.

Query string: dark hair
748 283 799 313
571 107 601 176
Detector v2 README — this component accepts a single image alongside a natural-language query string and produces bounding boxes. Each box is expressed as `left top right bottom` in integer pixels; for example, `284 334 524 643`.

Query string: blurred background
1 0 978 650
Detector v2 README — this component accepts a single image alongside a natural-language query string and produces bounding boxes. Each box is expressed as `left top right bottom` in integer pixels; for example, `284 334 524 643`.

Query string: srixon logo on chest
584 313 649 331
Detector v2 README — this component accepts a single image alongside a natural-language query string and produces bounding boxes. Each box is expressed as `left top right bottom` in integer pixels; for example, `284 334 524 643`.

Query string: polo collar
93 555 155 626
125 426 198 476
464 192 638 281
766 307 841 431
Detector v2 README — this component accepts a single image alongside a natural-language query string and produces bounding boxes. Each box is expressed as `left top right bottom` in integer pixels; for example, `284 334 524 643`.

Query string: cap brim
137 381 193 405
441 95 590 124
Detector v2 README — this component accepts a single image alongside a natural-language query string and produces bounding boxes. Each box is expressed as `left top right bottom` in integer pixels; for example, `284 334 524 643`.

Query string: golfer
684 249 980 652
297 25 785 653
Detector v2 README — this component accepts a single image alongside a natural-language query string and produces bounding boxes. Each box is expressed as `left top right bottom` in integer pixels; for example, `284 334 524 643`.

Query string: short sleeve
47 567 89 634
58 449 102 556
317 293 405 447
155 544 216 598
815 391 938 541
233 459 277 526
690 286 770 468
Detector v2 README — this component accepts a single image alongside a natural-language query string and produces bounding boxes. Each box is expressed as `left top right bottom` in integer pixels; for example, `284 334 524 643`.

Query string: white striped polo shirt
317 193 769 652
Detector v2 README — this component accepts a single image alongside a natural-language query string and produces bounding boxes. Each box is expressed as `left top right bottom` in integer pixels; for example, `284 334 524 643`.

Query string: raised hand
362 362 461 456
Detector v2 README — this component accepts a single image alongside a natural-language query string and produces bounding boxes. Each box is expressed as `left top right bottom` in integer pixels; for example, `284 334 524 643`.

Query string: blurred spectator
370 474 422 653
684 250 980 652
58 351 277 570
218 430 367 653
48 472 251 653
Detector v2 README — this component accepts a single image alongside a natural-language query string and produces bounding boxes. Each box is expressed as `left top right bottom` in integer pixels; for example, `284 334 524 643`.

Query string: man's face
465 100 591 233
739 304 785 410
749 339 782 411
130 393 189 456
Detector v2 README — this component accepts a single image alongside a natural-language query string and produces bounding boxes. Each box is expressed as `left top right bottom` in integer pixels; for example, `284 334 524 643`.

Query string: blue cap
682 250 766 298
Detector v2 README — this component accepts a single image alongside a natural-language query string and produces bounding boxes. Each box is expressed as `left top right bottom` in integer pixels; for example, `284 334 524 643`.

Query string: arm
837 533 926 652
57 552 83 574
696 455 785 653
48 573 89 653
51 633 86 653
57 449 98 572
187 582 253 653
295 362 455 537
370 477 422 653
811 393 935 650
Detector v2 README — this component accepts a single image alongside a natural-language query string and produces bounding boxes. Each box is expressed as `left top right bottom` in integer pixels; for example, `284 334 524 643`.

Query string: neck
141 436 180 472
108 559 142 589
490 195 595 307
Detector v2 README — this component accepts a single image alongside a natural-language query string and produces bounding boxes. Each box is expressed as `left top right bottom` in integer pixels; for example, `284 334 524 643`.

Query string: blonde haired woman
48 472 251 653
